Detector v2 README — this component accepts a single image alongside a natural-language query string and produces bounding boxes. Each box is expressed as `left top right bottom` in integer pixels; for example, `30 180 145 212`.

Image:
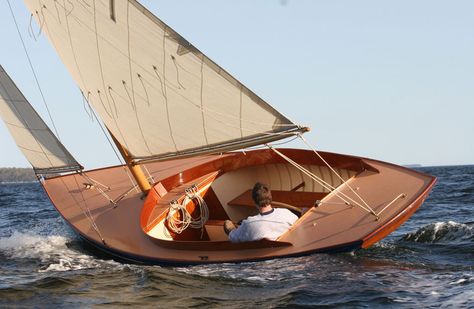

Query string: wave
402 221 474 243
0 231 118 272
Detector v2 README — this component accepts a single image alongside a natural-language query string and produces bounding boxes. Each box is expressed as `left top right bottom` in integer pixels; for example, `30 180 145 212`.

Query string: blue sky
1 0 473 168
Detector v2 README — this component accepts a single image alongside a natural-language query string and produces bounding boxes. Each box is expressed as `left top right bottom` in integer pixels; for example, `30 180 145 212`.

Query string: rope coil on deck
166 185 209 235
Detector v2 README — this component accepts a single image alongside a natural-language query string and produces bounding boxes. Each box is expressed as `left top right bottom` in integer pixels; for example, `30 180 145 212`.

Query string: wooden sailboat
0 1 436 265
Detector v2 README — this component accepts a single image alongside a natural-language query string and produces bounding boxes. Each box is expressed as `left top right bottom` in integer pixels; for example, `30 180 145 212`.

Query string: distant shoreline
0 168 36 183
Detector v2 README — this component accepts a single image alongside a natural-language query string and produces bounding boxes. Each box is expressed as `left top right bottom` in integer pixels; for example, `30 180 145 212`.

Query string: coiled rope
166 185 209 236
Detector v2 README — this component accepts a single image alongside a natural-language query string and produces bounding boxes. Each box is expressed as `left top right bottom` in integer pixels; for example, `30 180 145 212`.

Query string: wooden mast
109 131 151 195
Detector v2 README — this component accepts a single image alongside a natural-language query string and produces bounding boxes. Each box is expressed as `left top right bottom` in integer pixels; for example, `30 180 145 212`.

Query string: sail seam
91 0 133 154
162 28 179 152
239 87 243 138
200 58 209 146
137 70 297 130
126 1 153 156
63 0 91 102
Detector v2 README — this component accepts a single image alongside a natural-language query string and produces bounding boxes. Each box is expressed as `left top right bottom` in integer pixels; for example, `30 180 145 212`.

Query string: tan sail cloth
0 66 82 174
24 0 304 163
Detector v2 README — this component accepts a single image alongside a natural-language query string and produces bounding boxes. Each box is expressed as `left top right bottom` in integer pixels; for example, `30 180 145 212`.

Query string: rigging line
91 0 125 140
120 76 264 146
298 134 376 215
97 90 113 118
171 55 186 89
65 0 74 16
47 0 294 134
188 106 300 138
239 87 244 138
267 146 377 215
274 150 360 209
79 172 115 206
80 90 93 121
109 85 171 145
161 29 179 152
376 193 406 217
53 0 61 24
142 165 155 184
63 0 89 97
45 0 294 131
125 1 137 108
36 7 46 37
83 91 138 190
28 13 36 40
95 88 131 150
152 65 166 99
137 74 150 107
121 82 153 155
131 69 301 139
200 58 209 146
125 2 151 156
243 135 299 150
269 147 365 212
121 81 136 110
86 91 94 121
7 0 61 140
67 175 106 244
142 69 297 129
78 0 91 9
107 86 119 118
122 74 299 151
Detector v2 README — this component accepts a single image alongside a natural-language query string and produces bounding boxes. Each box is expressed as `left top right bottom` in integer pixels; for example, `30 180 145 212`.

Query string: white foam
406 221 473 243
393 297 412 303
449 276 474 286
0 231 118 272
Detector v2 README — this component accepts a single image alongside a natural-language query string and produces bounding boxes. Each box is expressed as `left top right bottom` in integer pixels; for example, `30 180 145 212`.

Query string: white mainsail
24 0 305 163
0 66 82 174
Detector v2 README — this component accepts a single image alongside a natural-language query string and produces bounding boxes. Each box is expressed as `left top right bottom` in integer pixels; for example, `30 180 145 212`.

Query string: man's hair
252 182 272 208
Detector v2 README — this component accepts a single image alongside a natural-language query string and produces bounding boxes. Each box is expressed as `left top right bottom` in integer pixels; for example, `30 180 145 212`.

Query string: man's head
252 182 272 208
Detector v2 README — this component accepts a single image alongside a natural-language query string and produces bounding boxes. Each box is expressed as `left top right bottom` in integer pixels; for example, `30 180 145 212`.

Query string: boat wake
402 221 474 244
0 231 117 272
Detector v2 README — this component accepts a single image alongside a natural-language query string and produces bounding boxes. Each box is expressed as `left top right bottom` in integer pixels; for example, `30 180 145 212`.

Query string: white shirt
229 208 298 243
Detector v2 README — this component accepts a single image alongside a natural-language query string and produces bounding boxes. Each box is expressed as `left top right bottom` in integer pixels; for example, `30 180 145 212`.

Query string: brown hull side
41 149 436 264
361 177 436 248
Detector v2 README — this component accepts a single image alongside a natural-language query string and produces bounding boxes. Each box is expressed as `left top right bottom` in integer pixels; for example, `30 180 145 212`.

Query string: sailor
224 182 298 243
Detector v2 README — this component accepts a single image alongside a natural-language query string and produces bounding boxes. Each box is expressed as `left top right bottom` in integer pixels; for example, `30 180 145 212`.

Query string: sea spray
402 221 474 243
0 231 118 272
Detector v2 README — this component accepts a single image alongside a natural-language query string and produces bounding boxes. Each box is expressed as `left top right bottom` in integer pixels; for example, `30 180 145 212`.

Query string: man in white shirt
224 182 298 243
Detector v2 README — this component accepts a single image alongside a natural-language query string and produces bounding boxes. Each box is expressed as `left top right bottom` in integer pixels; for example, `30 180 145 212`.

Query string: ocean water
0 166 473 308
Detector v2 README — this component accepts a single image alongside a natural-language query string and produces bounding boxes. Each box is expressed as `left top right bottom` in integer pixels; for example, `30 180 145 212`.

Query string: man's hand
224 220 236 235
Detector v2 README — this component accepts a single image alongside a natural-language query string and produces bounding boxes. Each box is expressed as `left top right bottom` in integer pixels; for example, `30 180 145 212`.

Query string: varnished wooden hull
41 149 436 265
